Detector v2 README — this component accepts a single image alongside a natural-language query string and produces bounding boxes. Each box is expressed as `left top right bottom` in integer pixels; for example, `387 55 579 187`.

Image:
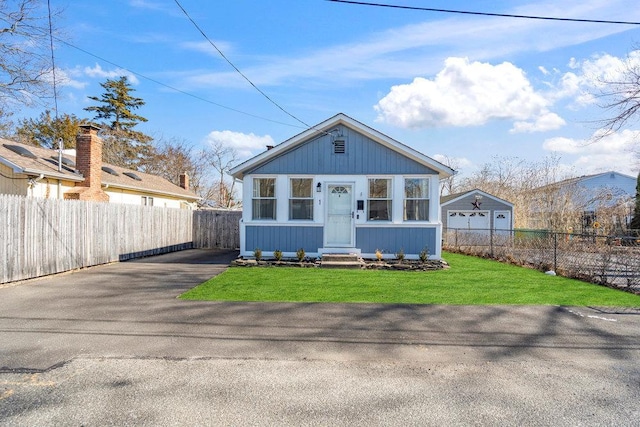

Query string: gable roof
535 171 635 191
441 189 513 207
0 139 199 201
230 113 455 180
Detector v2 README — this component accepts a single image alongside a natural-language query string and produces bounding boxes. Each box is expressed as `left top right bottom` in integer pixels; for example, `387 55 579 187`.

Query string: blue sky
24 0 640 178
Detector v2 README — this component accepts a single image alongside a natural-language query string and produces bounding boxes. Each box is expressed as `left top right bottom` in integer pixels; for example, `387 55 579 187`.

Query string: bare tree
139 136 208 195
437 155 460 196
0 0 57 108
204 141 239 209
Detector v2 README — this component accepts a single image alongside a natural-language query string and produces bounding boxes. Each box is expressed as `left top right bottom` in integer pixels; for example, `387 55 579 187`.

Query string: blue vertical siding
246 225 323 253
356 227 436 256
247 125 437 175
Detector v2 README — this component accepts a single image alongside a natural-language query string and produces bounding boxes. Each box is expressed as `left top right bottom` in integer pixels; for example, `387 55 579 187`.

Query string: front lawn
179 252 640 306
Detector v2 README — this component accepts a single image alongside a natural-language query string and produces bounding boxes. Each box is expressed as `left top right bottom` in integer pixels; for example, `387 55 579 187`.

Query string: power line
326 0 640 25
54 37 305 130
172 0 313 129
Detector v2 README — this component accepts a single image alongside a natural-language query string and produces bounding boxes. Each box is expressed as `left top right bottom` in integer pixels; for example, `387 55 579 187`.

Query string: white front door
325 184 354 247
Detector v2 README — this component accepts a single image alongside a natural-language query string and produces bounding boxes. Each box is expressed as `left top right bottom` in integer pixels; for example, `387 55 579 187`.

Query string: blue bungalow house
229 113 455 260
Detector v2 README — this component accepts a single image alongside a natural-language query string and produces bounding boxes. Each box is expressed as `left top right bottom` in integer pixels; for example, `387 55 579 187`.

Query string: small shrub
253 248 262 261
273 249 283 261
296 248 305 262
375 249 383 261
419 248 429 263
395 248 405 263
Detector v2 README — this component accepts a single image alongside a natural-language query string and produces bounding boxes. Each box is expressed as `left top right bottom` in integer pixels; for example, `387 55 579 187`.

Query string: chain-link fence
443 228 640 294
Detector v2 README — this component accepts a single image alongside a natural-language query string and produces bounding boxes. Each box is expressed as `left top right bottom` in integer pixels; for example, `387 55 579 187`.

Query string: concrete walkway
1 249 640 425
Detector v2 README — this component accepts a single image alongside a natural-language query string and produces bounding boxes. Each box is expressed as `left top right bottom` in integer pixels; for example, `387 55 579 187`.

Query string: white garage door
447 211 490 230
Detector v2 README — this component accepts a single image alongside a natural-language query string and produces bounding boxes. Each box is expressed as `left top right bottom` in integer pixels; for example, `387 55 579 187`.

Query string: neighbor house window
404 178 429 221
252 178 276 220
142 196 154 206
289 178 313 220
368 178 392 220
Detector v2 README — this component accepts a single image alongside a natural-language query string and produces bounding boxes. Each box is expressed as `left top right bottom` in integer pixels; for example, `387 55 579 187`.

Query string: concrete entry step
320 253 363 269
321 253 359 262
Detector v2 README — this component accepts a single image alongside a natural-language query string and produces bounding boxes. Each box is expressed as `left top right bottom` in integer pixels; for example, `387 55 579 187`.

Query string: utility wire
46 0 58 120
54 37 306 130
326 0 640 25
172 0 313 129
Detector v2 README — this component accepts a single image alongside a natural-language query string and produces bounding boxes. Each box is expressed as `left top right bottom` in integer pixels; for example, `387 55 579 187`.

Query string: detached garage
441 189 513 233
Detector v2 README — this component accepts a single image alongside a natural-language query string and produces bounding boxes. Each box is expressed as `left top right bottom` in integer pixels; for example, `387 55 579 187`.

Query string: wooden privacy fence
193 209 241 250
0 195 241 284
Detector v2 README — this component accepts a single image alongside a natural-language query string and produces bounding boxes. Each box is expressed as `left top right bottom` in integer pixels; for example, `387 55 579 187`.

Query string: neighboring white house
229 113 455 260
529 171 636 233
0 125 199 208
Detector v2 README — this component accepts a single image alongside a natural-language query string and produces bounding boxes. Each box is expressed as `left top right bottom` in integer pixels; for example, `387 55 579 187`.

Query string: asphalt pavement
1 249 639 426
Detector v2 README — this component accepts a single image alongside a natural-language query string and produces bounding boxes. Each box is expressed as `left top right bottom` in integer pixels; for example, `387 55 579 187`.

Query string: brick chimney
179 172 189 190
64 125 109 202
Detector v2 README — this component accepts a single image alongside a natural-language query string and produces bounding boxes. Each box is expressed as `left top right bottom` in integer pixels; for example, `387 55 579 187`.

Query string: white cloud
83 64 140 85
511 112 566 133
551 50 640 107
542 129 640 175
204 130 275 159
44 68 86 90
374 57 563 132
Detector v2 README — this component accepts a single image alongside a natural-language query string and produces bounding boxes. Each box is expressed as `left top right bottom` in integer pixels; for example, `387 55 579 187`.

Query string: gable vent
333 137 346 154
123 171 142 181
3 144 37 159
102 166 120 176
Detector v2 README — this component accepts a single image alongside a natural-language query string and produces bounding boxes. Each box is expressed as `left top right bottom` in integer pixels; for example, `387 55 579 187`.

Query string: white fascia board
9 161 84 182
0 156 24 173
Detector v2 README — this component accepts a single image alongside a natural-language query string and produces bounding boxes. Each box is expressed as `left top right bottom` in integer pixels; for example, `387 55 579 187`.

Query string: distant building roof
0 139 199 201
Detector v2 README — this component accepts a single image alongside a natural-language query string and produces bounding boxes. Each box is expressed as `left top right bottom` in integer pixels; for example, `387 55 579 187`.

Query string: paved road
1 249 639 426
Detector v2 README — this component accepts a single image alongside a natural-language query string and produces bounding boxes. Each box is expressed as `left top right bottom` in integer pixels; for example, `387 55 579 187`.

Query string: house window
142 196 154 206
252 178 276 220
289 178 313 220
368 178 392 221
404 178 429 221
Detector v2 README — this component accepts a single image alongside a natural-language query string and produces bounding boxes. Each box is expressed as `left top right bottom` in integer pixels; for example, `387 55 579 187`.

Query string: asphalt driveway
1 249 640 425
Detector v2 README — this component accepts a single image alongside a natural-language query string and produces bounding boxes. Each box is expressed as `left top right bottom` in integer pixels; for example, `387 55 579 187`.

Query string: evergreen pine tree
84 76 153 168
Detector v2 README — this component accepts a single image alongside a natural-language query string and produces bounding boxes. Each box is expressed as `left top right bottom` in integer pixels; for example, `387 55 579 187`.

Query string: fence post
490 228 494 257
553 232 558 272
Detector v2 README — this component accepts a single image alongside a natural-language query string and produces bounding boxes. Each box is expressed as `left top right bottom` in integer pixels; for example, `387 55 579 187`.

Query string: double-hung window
404 178 429 221
289 178 313 220
252 178 276 220
368 178 392 221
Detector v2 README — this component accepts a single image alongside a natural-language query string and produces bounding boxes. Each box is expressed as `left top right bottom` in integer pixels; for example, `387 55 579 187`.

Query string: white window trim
251 176 277 221
366 176 393 222
288 177 314 221
403 176 430 222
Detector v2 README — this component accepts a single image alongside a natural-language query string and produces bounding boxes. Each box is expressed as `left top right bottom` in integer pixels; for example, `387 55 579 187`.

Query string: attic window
333 137 346 154
123 171 142 181
51 156 76 167
3 144 37 159
102 166 119 176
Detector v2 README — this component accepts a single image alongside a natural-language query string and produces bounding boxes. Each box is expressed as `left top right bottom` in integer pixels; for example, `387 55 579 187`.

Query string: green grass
179 252 640 306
